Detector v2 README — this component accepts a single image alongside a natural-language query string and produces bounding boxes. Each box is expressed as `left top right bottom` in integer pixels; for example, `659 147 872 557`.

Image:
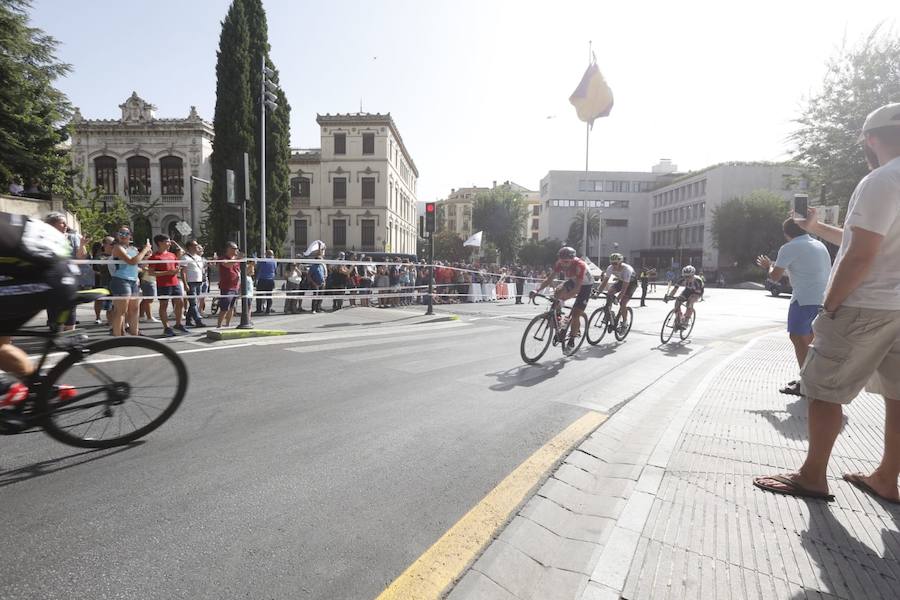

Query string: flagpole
582 40 591 259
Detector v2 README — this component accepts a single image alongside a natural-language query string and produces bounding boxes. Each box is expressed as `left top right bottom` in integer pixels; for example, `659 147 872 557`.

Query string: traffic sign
175 221 192 237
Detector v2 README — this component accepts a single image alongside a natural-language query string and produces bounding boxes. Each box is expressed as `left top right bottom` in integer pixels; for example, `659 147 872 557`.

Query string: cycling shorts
611 279 638 301
677 290 701 303
573 284 592 311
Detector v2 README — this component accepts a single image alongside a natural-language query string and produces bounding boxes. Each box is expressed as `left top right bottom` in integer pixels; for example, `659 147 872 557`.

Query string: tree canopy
519 238 562 267
710 190 789 267
566 210 601 256
471 186 528 262
432 229 466 262
0 0 72 191
791 27 900 212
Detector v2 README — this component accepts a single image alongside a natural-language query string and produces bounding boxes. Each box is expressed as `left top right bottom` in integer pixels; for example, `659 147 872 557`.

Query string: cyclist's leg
674 296 685 322
0 336 33 379
684 294 698 320
570 285 591 337
616 281 635 322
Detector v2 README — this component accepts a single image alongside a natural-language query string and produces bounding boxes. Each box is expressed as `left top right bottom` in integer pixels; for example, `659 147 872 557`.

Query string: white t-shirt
180 253 206 283
831 155 900 309
604 263 634 283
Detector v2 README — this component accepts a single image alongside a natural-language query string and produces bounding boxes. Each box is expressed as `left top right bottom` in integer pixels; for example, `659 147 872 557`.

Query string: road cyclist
529 246 593 351
661 265 704 342
593 253 637 333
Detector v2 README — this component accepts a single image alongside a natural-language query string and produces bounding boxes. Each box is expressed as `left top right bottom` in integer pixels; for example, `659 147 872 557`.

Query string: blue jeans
186 281 204 323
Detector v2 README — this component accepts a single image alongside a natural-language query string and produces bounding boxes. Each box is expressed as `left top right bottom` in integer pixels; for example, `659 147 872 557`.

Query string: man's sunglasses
117 231 131 236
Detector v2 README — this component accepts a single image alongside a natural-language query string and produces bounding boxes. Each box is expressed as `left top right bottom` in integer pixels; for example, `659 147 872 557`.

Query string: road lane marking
375 410 608 600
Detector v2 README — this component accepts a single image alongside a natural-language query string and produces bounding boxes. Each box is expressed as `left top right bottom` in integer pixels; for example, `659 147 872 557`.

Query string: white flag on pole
583 256 604 279
463 231 483 247
303 240 326 256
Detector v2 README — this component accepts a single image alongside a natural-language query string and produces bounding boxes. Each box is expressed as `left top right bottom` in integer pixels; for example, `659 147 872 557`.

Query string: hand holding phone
793 194 809 218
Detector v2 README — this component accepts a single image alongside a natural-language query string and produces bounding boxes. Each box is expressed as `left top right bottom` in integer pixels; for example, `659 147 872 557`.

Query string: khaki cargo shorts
800 306 900 403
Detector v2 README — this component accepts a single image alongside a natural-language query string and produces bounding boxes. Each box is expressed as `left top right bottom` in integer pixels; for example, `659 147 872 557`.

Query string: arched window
127 156 151 196
160 156 183 195
94 156 117 194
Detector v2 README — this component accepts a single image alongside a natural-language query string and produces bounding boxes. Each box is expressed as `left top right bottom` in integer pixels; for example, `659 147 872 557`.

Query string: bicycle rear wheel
614 307 634 341
37 337 188 448
520 313 553 364
660 309 677 344
562 313 588 356
585 307 608 346
680 310 696 341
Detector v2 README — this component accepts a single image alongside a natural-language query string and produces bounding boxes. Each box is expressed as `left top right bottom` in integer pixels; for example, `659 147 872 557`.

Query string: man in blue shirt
254 250 277 315
757 218 832 395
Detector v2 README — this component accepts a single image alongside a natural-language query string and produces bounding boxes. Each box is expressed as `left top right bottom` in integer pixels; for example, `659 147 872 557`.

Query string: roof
316 113 419 178
289 148 322 163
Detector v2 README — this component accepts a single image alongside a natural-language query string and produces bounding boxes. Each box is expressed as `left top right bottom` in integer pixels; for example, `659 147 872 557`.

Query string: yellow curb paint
376 410 608 600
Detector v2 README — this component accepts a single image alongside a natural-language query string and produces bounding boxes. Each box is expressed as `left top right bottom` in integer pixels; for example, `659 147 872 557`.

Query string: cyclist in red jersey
530 246 593 348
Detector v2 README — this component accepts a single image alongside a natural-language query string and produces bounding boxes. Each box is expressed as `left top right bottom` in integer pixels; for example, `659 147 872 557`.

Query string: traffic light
419 215 425 238
425 202 436 233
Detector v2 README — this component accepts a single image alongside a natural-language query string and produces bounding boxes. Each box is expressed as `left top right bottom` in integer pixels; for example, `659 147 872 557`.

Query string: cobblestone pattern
620 336 900 600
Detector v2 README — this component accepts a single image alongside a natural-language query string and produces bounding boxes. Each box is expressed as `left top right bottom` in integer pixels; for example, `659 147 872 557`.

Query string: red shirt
218 261 241 291
150 251 179 287
553 258 592 286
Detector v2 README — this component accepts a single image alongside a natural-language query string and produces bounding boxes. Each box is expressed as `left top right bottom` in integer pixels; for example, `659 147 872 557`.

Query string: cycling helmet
682 265 696 276
558 246 576 259
609 252 624 263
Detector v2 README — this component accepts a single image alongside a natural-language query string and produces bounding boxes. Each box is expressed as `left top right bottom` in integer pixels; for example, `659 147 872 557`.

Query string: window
291 176 311 205
532 218 540 230
700 180 706 195
334 133 346 155
605 219 628 227
126 156 150 196
94 156 117 194
160 156 183 195
333 177 347 206
293 220 308 248
362 133 375 155
361 177 375 206
532 205 540 216
333 219 347 247
361 219 375 248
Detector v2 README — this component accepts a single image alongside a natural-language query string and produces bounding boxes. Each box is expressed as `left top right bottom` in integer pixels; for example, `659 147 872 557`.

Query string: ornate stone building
69 92 214 242
286 113 419 256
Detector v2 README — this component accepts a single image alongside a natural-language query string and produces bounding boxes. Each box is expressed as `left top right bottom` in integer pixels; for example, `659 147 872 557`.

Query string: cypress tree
208 0 253 252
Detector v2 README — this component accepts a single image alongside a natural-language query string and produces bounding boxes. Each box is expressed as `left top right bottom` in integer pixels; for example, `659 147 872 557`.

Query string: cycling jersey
604 262 635 283
553 258 593 287
674 275 704 296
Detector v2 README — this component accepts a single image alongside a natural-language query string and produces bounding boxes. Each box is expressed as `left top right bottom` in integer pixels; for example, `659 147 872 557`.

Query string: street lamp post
260 57 281 258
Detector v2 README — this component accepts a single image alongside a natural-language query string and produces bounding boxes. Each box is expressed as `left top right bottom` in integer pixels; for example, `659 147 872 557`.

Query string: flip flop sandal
779 380 802 396
753 474 834 501
843 474 900 505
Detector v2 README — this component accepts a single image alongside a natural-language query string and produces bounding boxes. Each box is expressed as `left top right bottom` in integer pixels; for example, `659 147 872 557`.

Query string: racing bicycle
660 293 697 343
520 292 588 364
0 289 188 448
586 291 633 345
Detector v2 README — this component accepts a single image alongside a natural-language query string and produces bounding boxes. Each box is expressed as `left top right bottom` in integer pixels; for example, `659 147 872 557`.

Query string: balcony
128 194 151 204
160 195 185 205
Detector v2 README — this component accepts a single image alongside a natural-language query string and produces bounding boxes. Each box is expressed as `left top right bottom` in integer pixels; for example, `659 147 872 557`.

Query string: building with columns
286 113 419 256
69 92 214 243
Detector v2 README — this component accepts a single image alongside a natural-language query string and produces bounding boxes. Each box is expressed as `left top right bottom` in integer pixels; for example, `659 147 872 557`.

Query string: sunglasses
117 231 131 236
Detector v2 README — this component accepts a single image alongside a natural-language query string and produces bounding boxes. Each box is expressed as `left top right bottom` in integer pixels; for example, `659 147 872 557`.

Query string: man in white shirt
180 239 207 327
755 103 900 503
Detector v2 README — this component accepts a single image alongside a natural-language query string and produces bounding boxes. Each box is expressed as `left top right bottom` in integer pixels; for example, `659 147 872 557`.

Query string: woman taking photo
108 225 151 336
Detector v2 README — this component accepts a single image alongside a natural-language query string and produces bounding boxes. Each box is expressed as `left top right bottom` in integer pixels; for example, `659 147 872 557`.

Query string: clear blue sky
32 0 897 203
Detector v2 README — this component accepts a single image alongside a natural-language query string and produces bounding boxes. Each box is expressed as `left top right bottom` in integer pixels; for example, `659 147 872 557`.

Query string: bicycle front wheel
37 337 188 448
520 313 553 364
660 309 677 344
680 310 696 341
614 307 634 341
585 308 608 345
562 313 588 356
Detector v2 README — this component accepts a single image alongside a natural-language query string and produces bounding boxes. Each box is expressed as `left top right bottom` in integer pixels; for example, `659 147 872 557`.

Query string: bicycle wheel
37 337 188 448
562 313 588 356
680 310 696 341
520 313 553 364
585 307 608 345
614 307 634 341
660 309 677 344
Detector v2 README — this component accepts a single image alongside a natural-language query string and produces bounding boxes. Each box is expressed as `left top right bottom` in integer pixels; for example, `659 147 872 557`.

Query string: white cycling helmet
682 265 696 276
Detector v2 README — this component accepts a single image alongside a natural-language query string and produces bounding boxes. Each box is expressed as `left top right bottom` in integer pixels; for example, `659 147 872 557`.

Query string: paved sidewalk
449 334 900 600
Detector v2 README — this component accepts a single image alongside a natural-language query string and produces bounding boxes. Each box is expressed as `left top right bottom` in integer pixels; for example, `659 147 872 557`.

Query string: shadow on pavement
653 341 696 357
748 397 848 442
487 358 567 391
0 442 142 488
792 497 900 599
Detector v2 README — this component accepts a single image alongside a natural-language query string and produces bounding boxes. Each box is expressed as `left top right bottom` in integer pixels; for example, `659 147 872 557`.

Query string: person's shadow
488 358 567 391
791 495 900 598
0 443 140 488
748 396 848 441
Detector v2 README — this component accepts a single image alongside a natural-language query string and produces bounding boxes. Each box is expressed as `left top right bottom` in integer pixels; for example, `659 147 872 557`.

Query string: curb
205 329 288 341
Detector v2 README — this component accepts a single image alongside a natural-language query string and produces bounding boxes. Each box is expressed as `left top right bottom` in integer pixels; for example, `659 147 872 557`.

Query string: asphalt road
1 289 788 599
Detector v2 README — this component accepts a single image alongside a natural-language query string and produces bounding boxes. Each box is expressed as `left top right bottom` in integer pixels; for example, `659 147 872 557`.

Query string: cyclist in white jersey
669 265 705 328
595 253 637 325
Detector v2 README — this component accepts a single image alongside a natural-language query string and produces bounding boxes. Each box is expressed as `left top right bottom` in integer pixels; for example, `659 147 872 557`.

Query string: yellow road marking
376 410 608 600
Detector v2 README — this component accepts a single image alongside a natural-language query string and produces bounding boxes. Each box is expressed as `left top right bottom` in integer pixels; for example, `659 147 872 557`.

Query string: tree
472 186 528 262
432 230 466 262
0 0 72 191
791 27 900 213
63 179 130 242
711 191 789 267
519 238 562 267
566 210 602 256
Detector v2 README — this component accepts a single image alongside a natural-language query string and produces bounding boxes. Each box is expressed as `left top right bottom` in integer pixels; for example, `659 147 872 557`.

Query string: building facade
69 92 214 243
437 181 539 242
286 113 419 256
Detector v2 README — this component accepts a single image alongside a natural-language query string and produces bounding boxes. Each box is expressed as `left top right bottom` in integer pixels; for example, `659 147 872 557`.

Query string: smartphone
793 194 808 218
